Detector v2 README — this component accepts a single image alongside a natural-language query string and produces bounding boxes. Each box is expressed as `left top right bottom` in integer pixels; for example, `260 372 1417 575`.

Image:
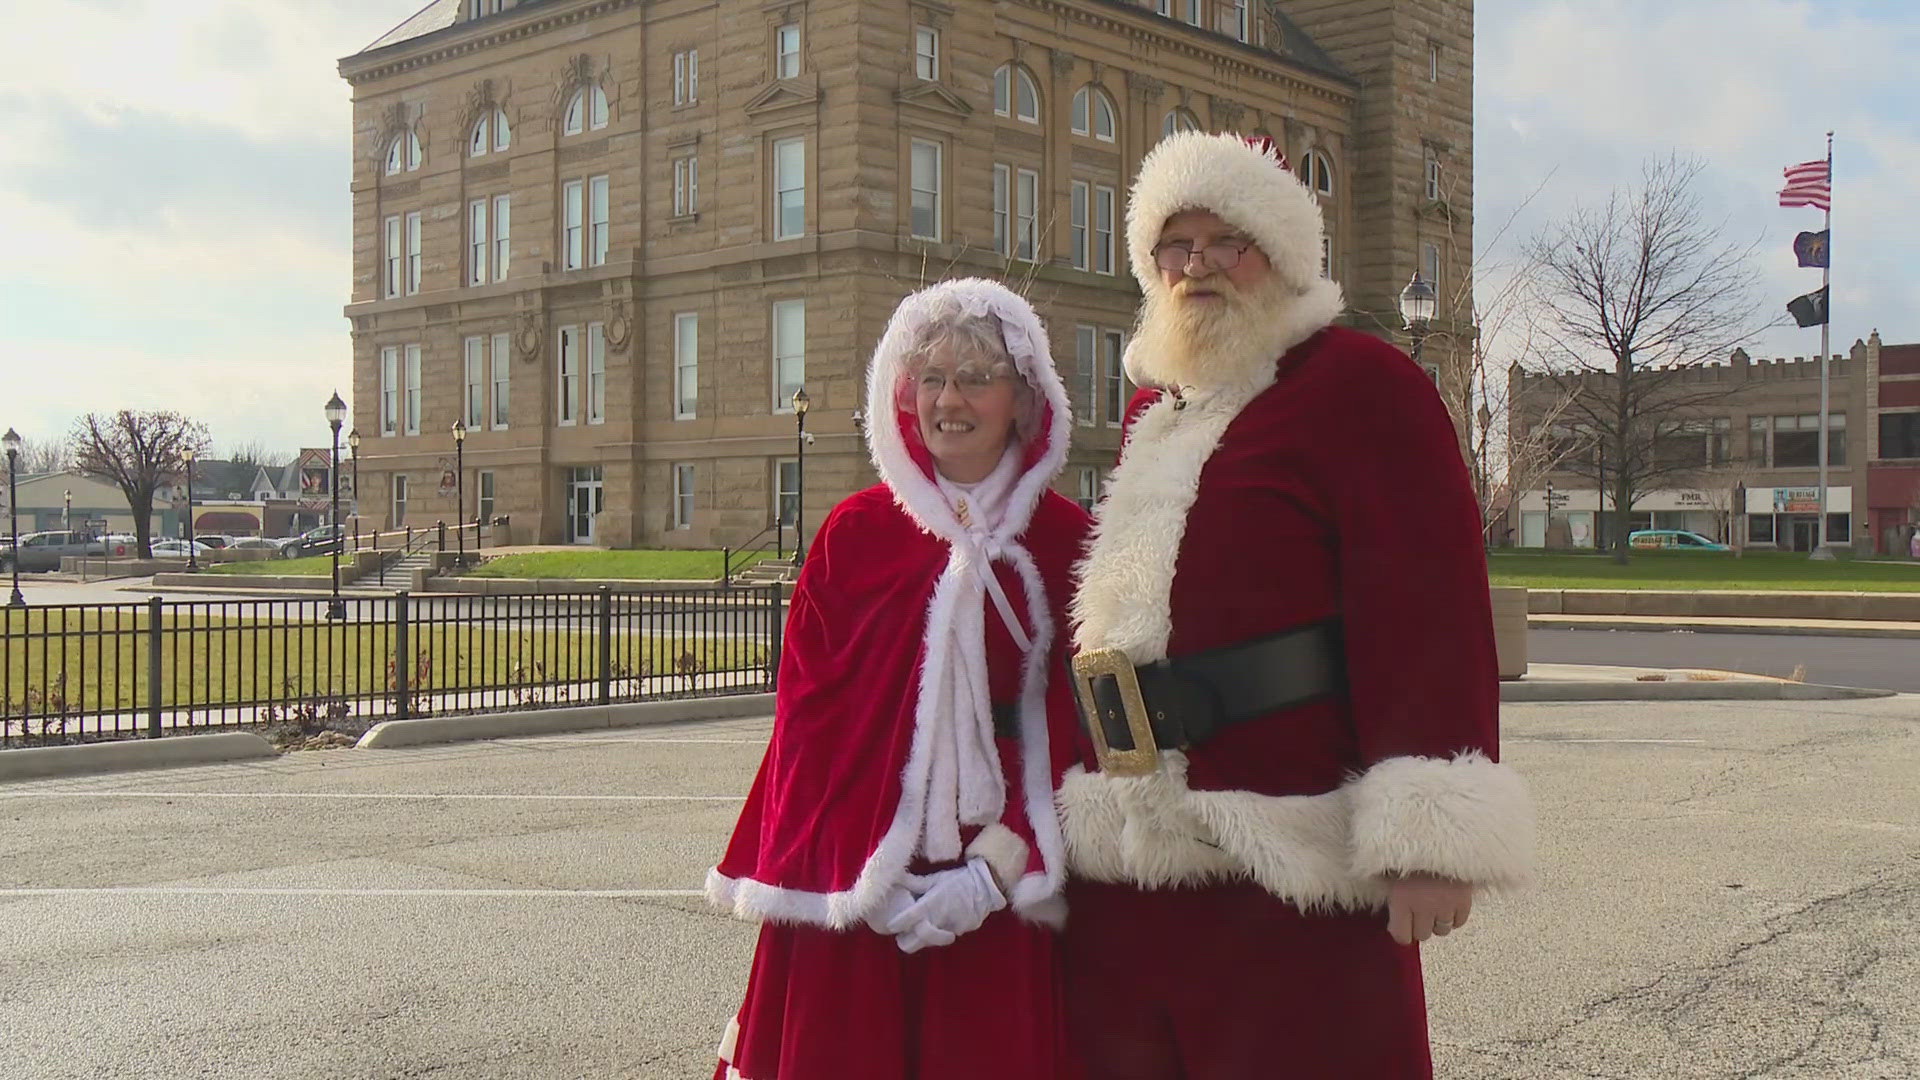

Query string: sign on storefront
1775 487 1821 514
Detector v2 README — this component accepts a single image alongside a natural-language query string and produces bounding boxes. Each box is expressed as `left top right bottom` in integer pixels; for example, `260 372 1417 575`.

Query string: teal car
1628 529 1730 551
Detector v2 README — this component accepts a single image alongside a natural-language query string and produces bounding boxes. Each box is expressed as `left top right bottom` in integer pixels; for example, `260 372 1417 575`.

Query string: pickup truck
0 530 109 573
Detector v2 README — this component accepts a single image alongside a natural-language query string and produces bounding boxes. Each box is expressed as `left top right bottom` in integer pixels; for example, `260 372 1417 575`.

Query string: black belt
1071 621 1345 777
991 702 1020 740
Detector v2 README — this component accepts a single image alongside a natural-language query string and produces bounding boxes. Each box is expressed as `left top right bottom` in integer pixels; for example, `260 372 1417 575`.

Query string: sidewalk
1531 613 1920 639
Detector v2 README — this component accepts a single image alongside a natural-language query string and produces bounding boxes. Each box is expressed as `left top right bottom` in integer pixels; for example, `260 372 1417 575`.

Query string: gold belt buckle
1071 648 1159 777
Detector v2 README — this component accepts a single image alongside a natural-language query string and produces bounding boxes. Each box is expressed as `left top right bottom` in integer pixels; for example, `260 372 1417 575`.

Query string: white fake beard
1129 272 1299 391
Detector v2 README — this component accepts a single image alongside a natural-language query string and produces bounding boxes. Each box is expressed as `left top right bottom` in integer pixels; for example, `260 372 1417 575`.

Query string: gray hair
898 308 1042 442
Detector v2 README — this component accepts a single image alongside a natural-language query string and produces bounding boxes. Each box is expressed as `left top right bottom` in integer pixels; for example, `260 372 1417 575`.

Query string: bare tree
13 435 71 475
70 411 210 559
1520 155 1770 564
223 439 292 472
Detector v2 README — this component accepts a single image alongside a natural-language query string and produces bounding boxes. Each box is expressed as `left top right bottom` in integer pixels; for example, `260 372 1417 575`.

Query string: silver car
0 531 106 573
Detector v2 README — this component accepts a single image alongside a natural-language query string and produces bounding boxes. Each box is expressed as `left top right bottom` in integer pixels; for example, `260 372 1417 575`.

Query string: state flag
1792 230 1829 268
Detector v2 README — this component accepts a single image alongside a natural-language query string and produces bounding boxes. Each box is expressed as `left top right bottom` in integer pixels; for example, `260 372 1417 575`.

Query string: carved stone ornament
1050 49 1076 78
606 300 633 355
515 310 548 365
1127 71 1165 102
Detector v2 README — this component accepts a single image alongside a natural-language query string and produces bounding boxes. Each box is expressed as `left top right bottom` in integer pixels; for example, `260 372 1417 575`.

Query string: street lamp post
3 428 23 608
452 419 467 567
347 429 361 543
63 489 71 532
792 388 810 567
324 392 349 621
182 447 199 572
1398 271 1438 363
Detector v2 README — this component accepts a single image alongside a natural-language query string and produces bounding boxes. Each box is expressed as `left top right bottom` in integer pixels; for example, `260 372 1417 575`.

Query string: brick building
338 0 1472 547
1508 335 1920 554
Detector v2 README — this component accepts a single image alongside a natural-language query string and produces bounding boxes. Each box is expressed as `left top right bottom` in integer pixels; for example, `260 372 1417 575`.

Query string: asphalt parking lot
3 697 1917 1079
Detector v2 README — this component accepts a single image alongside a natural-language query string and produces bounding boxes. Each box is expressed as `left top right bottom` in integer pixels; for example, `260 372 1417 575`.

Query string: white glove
864 883 957 954
884 860 1006 951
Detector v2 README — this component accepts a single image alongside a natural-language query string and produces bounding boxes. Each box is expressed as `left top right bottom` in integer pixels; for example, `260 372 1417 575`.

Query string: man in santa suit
1058 131 1536 1078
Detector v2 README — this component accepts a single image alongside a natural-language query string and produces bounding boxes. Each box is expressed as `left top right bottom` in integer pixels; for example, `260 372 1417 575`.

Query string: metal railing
1 584 782 747
721 519 790 587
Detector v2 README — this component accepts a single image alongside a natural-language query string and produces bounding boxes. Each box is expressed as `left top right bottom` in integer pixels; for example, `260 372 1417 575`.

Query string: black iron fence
0 585 782 747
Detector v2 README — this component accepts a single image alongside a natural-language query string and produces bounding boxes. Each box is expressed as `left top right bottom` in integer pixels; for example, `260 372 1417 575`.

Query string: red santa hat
1125 130 1342 306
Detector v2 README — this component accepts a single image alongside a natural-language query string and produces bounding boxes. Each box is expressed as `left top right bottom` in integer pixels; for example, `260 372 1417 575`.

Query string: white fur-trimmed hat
1126 131 1330 298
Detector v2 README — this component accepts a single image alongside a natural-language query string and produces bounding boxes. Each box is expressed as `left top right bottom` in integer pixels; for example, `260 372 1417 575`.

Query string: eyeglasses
914 367 1007 399
1152 238 1256 273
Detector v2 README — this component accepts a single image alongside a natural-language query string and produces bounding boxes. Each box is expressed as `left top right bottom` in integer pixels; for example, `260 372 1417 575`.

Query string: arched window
1161 108 1200 138
384 129 422 175
564 84 610 136
469 108 510 156
1300 150 1334 197
1071 86 1117 142
993 63 1040 124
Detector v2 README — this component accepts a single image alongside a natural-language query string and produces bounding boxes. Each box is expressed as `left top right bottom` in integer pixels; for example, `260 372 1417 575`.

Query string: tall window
1103 329 1127 426
403 344 422 435
557 325 579 425
1421 242 1441 303
1425 154 1442 200
562 180 584 270
1015 168 1039 261
674 50 699 105
1182 0 1201 25
1076 468 1100 512
477 470 496 523
914 27 939 80
469 107 510 156
674 155 699 216
564 83 609 135
675 313 699 419
391 474 409 527
492 195 510 280
463 336 486 428
1881 413 1920 460
1162 109 1200 138
776 459 800 525
673 464 695 530
380 346 399 435
589 175 610 266
384 215 402 298
1765 414 1846 468
1218 0 1248 40
992 164 1009 256
993 65 1040 123
774 137 805 240
1075 326 1097 426
776 23 801 78
910 139 942 241
772 300 805 410
586 322 606 424
1094 185 1115 275
1321 228 1334 279
489 332 511 430
405 211 422 294
1301 150 1335 197
468 199 489 286
1071 87 1116 142
1430 42 1442 82
1070 181 1089 270
384 129 421 175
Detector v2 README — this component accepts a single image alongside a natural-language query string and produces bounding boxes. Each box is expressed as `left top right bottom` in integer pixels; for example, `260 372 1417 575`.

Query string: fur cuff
965 822 1031 896
1346 752 1536 892
1010 875 1068 928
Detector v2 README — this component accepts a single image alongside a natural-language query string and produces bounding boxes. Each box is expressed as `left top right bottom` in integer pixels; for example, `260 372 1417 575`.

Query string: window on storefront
1764 414 1845 468
1748 513 1776 544
1881 412 1920 459
1827 512 1851 544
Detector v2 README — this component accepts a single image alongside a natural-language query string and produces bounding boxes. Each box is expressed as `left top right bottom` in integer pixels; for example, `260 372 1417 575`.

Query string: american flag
1779 159 1831 211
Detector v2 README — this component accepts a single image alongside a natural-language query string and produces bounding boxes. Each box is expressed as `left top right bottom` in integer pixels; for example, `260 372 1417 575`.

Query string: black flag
1793 230 1830 268
1787 286 1829 328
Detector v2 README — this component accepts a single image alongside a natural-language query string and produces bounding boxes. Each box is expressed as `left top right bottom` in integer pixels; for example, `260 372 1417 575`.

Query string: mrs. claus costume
1057 132 1536 1077
707 279 1089 1080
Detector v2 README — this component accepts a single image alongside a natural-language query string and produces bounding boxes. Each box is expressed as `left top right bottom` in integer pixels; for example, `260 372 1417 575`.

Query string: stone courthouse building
339 0 1473 547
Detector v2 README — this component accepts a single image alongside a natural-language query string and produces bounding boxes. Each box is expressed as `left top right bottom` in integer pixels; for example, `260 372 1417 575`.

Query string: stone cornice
339 0 642 87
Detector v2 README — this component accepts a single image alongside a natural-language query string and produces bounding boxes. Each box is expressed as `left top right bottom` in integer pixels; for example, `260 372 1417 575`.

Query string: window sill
670 212 700 227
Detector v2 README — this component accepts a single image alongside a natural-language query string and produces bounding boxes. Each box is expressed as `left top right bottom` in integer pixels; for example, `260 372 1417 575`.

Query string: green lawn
204 555 336 576
1488 550 1920 592
2 608 765 719
465 549 780 581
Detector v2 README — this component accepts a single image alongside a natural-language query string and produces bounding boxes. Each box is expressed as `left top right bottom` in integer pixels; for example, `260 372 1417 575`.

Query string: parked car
194 534 234 550
1628 529 1730 552
0 530 107 572
225 536 291 558
284 524 347 558
149 539 214 558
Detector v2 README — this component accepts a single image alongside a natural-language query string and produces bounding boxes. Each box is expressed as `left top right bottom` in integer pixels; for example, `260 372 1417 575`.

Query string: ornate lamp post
452 418 467 567
792 388 810 567
347 428 361 541
63 489 71 532
324 391 349 621
1398 271 1438 362
3 428 23 608
182 446 199 572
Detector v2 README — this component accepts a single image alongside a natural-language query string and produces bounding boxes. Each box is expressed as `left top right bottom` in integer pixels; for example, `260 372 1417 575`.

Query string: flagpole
1813 131 1834 559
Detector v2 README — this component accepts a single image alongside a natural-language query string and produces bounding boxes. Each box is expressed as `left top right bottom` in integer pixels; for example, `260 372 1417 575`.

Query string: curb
1499 680 1895 703
356 692 777 749
1530 618 1920 640
0 732 279 782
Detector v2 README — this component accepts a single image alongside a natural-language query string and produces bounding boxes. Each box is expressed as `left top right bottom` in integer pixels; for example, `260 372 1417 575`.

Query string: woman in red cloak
707 278 1091 1080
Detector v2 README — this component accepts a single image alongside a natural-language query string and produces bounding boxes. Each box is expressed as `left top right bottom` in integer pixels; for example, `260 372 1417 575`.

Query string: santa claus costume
707 279 1090 1080
1058 132 1536 1078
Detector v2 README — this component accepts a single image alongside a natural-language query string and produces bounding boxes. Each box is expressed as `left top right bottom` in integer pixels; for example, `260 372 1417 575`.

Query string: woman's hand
1385 873 1474 946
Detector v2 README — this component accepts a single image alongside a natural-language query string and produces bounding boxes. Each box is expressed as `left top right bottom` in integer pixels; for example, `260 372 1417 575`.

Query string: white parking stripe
514 737 769 746
0 791 744 803
0 887 706 899
1508 738 1708 745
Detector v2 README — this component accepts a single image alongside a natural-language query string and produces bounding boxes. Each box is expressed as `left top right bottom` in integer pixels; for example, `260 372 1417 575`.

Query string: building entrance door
567 467 604 545
1789 516 1819 552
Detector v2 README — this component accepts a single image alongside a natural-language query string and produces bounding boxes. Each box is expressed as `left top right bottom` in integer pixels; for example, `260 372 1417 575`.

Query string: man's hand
1385 873 1474 946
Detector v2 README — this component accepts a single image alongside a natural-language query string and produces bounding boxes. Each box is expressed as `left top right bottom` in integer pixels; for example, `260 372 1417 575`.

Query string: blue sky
2 0 1915 455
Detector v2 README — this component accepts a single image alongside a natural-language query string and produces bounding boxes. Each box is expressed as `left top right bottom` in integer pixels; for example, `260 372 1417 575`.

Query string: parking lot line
0 791 744 803
0 886 706 898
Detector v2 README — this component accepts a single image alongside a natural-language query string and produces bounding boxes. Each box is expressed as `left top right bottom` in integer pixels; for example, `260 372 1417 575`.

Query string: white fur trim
1126 131 1328 298
965 822 1030 896
1347 752 1536 892
717 1015 740 1062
